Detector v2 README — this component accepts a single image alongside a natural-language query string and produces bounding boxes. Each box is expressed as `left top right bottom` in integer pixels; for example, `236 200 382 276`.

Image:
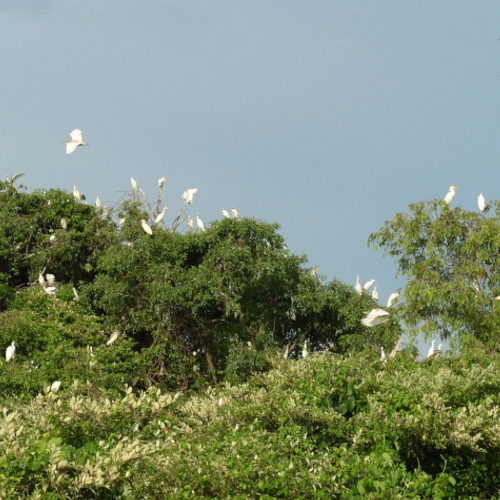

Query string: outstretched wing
10 173 25 183
70 129 83 142
66 142 78 154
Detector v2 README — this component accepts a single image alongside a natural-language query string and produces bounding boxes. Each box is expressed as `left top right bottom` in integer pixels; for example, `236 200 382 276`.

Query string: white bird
181 188 198 204
140 220 153 236
60 218 67 230
158 176 166 189
49 234 56 243
380 347 387 363
95 196 101 209
130 177 138 191
5 341 15 362
355 276 363 296
389 337 402 359
427 340 436 358
155 207 169 225
387 292 400 308
218 397 223 406
187 215 194 231
436 343 444 352
107 331 120 346
6 173 25 185
73 287 79 302
444 185 459 205
51 381 61 392
38 272 45 287
43 286 57 295
232 207 239 220
222 209 230 219
196 213 205 232
372 286 379 302
64 129 89 154
361 308 390 327
46 274 55 286
73 183 81 202
302 340 308 359
478 192 486 212
363 279 376 292
193 364 200 372
118 218 126 226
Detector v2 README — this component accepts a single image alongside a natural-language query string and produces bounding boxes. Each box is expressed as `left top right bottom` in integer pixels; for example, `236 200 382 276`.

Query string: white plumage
355 276 363 296
363 279 376 291
478 192 486 212
73 183 81 202
196 213 205 232
181 188 198 204
107 332 120 346
140 220 153 235
6 341 15 362
51 381 61 392
444 185 458 205
60 218 67 230
222 209 230 219
158 176 166 189
387 292 400 308
155 207 169 225
371 286 379 302
361 308 390 327
65 129 89 154
231 207 239 219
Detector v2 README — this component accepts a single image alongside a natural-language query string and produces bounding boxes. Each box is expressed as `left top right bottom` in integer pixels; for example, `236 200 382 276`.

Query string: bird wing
10 173 25 183
70 129 83 142
66 142 78 154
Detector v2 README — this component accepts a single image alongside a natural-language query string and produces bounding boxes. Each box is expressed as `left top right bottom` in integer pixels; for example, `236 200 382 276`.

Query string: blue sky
1 1 499 354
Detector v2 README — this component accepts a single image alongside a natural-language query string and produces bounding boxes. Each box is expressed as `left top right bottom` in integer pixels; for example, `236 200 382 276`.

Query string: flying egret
73 183 81 202
46 274 55 286
60 218 67 230
427 340 436 358
222 209 230 219
231 207 239 220
380 347 387 363
387 292 400 308
444 185 458 205
95 196 101 209
64 129 89 154
355 276 363 297
389 337 402 359
361 308 390 327
181 188 198 204
155 207 169 225
187 215 194 231
6 341 15 362
158 176 166 189
363 279 376 292
107 331 120 346
302 340 308 359
478 192 486 212
51 381 61 392
196 213 205 232
372 286 379 302
140 220 153 236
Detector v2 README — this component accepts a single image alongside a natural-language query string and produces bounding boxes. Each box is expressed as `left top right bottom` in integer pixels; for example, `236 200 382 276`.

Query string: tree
369 198 500 345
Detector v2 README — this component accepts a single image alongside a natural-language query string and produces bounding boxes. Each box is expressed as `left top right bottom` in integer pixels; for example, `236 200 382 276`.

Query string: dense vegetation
0 179 499 499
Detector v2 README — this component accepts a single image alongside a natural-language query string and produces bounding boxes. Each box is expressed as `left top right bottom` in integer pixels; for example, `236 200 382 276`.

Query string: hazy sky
1 1 499 352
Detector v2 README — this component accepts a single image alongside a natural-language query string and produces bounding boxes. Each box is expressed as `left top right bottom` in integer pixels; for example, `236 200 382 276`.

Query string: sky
1 1 499 354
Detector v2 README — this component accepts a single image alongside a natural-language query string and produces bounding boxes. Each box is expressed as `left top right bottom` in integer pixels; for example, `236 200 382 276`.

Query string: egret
73 183 81 202
64 129 89 154
355 276 363 297
436 343 444 352
39 273 45 287
5 173 25 185
387 292 400 308
60 218 67 230
73 287 79 302
130 177 138 191
282 344 291 359
51 381 61 392
427 340 436 358
95 196 101 209
158 176 166 189
311 265 320 277
372 286 379 302
43 286 57 295
361 308 390 327
444 185 459 205
363 279 376 292
232 207 239 220
218 397 223 406
155 207 169 225
49 234 56 243
46 274 56 286
140 219 153 236
380 347 387 363
389 337 402 359
187 215 194 231
118 218 126 226
478 192 486 212
196 213 205 232
5 341 15 362
222 209 230 219
106 331 120 346
181 188 198 204
302 340 308 359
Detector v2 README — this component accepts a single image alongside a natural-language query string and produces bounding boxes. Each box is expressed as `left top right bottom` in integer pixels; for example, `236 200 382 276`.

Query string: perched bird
43 286 57 295
187 215 194 231
49 234 56 243
218 397 223 406
222 209 231 219
427 340 436 358
355 276 363 297
387 292 400 308
46 274 55 286
51 381 61 392
38 273 45 287
73 183 81 202
130 177 138 191
106 331 120 346
95 196 101 209
118 218 126 226
380 347 387 363
140 220 153 235
64 129 89 154
73 287 79 302
158 176 166 189
311 265 320 277
361 308 390 327
478 192 486 212
181 188 198 204
389 337 402 359
60 218 67 230
231 207 239 220
363 279 376 292
155 207 169 225
302 340 308 359
372 286 379 302
196 213 205 232
436 343 444 352
5 341 15 362
5 173 25 185
444 185 459 205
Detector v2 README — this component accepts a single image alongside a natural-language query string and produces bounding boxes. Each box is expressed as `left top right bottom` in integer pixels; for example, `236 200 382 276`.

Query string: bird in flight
64 129 90 154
